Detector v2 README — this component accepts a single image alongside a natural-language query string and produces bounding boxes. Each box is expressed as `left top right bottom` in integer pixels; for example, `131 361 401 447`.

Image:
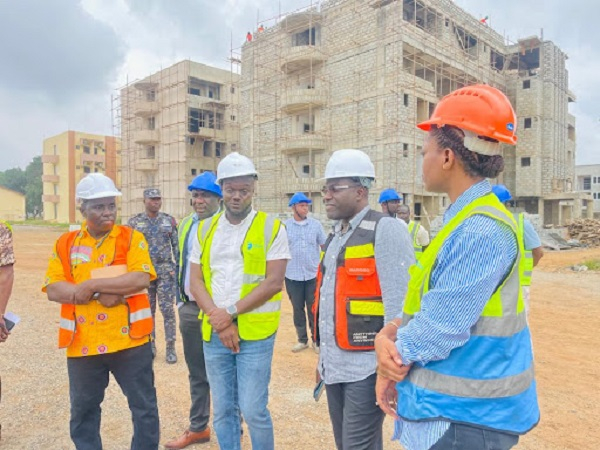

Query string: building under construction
117 60 240 222
239 0 592 226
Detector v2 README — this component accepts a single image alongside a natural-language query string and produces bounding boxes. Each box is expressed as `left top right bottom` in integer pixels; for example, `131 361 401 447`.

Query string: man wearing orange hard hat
375 85 539 450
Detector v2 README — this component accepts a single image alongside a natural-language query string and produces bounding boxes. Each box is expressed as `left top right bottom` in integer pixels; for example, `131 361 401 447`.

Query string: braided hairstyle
430 125 504 179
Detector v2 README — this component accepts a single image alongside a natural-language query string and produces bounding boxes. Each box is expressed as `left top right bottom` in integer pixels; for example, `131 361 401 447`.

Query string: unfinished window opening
187 137 196 146
524 118 532 129
403 143 409 158
215 142 225 158
523 80 531 89
521 157 531 167
230 86 235 94
191 168 197 176
292 26 319 46
454 25 478 58
188 77 222 100
403 94 409 106
568 125 575 141
189 108 224 132
583 177 591 190
145 145 155 159
403 0 440 34
302 165 310 174
445 18 449 27
203 141 212 157
289 152 315 178
145 90 156 101
416 98 429 122
83 146 90 154
231 115 236 121
83 166 91 174
147 117 156 130
507 47 540 73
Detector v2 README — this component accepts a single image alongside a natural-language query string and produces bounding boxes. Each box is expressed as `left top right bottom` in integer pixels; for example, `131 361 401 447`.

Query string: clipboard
90 264 148 296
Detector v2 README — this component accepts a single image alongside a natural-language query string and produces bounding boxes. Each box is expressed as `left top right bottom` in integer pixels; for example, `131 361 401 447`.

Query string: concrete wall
0 186 25 221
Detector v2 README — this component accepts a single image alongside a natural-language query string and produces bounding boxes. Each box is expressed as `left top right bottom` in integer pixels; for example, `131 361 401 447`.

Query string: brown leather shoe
164 428 211 449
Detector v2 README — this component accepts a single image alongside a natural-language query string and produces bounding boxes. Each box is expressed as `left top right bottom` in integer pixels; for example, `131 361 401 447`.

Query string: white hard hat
76 173 122 200
324 149 376 180
216 152 258 183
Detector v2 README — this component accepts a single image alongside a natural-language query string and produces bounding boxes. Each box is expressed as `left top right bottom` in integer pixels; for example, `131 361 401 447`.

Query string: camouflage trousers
148 266 177 343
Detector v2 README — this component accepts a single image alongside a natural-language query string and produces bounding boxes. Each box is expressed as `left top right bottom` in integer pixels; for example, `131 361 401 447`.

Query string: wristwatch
92 292 101 300
226 304 238 320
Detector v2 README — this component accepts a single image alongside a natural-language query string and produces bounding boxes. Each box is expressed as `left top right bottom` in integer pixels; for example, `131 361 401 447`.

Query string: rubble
567 219 600 247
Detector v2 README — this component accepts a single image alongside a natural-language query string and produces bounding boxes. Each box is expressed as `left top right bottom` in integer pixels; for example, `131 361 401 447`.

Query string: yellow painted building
42 131 121 223
0 186 26 221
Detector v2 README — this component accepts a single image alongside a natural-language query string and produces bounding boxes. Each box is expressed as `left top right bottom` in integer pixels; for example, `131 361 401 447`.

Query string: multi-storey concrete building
240 0 591 226
576 164 600 218
119 60 240 222
42 131 120 223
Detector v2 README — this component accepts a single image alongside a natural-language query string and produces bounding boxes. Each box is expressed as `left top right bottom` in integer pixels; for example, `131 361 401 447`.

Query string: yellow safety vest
198 211 283 341
407 221 423 257
517 213 534 287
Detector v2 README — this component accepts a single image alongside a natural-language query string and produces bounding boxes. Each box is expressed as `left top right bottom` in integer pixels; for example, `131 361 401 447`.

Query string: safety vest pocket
342 296 384 350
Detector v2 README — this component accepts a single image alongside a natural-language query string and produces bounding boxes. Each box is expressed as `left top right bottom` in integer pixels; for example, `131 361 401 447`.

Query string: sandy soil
1 227 599 449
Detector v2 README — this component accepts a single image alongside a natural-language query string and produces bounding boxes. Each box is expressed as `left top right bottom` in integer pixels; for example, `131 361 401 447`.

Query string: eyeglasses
320 184 362 196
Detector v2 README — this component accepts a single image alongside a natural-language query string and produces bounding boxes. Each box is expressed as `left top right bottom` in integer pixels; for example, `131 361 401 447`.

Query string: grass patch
9 220 70 230
582 259 600 271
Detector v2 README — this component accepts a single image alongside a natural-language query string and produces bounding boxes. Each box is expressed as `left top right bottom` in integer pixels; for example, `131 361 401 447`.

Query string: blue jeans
204 332 276 450
67 343 159 450
429 423 519 450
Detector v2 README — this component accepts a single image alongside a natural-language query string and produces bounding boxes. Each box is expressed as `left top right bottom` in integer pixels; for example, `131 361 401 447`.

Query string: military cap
143 188 162 198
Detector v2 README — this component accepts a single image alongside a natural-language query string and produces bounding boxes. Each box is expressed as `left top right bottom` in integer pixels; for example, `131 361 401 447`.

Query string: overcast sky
0 0 597 171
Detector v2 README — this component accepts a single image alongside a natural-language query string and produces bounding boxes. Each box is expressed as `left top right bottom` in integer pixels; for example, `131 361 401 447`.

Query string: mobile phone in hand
313 380 325 402
3 312 20 331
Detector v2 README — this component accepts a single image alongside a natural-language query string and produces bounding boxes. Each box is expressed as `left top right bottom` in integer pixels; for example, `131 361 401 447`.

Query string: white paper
4 311 20 325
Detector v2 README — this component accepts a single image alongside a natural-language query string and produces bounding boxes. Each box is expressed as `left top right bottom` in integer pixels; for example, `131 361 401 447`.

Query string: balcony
134 129 160 144
187 127 226 141
281 11 323 33
281 87 327 114
281 177 321 194
280 133 326 153
133 100 159 117
42 154 59 164
137 158 158 171
42 194 60 203
81 153 104 164
281 45 327 73
188 95 228 110
42 174 60 184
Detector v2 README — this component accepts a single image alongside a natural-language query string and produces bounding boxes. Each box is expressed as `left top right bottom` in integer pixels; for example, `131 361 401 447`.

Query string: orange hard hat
417 84 517 145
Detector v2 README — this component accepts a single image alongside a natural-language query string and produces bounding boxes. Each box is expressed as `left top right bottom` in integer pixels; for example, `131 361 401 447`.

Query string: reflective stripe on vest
55 226 154 348
0 220 13 233
397 193 539 434
517 213 534 287
199 211 282 341
313 209 385 351
408 221 423 256
177 214 195 303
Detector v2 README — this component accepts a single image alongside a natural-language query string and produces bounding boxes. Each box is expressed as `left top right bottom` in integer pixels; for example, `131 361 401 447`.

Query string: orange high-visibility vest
55 226 153 348
313 210 385 351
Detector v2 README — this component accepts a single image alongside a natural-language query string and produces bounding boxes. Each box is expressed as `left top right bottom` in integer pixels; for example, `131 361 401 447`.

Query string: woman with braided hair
375 85 539 450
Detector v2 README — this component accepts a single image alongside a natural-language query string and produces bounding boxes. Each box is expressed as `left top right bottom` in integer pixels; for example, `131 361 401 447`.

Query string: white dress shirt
189 210 291 309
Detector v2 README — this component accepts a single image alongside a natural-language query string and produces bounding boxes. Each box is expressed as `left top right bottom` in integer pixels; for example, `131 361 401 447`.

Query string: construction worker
397 204 430 257
128 188 179 363
189 152 290 450
375 85 539 450
0 220 15 441
285 192 326 354
492 184 544 313
164 172 222 449
378 188 402 218
314 149 414 450
42 173 159 450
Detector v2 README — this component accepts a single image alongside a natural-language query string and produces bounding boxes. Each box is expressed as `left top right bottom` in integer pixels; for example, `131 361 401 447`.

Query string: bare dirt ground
1 226 599 450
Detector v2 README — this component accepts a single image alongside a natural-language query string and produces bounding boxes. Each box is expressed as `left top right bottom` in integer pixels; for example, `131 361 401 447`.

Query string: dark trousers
430 423 519 450
325 373 384 450
67 343 160 450
178 302 210 432
284 277 317 344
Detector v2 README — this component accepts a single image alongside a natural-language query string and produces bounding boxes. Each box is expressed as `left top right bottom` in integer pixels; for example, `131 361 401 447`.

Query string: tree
0 156 43 217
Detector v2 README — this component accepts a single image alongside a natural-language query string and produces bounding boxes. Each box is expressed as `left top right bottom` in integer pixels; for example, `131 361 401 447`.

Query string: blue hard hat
289 192 312 207
378 188 402 204
492 184 512 203
188 172 222 197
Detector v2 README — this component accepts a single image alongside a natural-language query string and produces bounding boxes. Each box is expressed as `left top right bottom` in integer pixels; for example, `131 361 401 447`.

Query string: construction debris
567 219 600 247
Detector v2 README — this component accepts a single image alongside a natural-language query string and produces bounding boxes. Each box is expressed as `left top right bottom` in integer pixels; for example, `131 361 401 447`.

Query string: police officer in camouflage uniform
128 188 180 363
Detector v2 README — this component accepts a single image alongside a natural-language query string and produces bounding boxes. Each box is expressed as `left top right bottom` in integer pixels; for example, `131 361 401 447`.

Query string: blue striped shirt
284 217 327 281
393 180 518 450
